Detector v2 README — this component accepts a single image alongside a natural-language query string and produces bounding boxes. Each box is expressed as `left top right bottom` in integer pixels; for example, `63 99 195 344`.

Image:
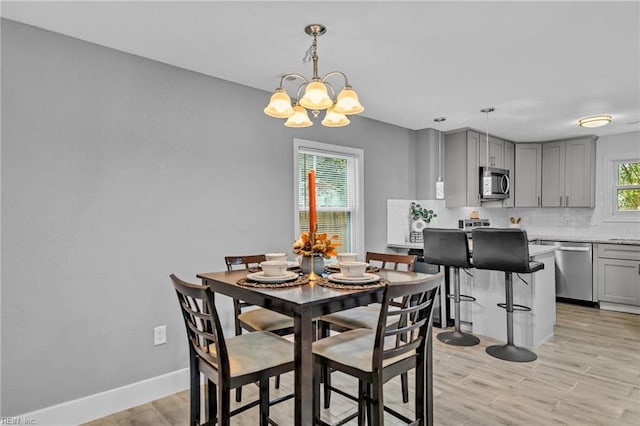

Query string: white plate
247 271 299 283
328 273 380 284
260 261 299 269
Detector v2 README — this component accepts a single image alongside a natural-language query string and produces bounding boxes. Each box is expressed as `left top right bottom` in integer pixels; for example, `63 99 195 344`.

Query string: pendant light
264 24 364 128
481 107 495 199
434 117 446 200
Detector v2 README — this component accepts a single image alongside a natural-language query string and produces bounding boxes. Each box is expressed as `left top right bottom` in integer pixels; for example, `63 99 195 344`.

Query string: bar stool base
437 330 480 346
486 344 537 362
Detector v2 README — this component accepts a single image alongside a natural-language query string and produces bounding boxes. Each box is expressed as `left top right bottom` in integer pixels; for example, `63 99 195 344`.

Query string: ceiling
2 1 639 142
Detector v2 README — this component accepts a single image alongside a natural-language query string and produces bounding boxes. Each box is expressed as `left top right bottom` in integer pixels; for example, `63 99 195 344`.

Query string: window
294 139 364 255
615 161 640 211
606 157 640 221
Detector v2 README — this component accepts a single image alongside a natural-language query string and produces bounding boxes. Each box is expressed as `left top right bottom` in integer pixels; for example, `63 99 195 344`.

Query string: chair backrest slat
170 274 229 371
225 254 267 271
366 252 416 272
372 278 439 369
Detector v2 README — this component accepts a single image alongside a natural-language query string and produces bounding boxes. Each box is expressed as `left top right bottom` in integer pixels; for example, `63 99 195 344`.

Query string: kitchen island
388 242 557 348
470 244 557 348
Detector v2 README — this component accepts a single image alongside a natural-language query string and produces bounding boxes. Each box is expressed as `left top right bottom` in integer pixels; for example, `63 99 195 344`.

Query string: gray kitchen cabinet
479 136 505 168
514 143 542 207
503 141 515 207
444 130 480 207
445 129 514 208
541 136 597 207
597 244 640 306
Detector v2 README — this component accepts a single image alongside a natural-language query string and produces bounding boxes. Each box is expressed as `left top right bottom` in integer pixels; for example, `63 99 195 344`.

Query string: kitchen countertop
530 235 640 245
388 235 640 249
389 243 556 257
528 244 557 257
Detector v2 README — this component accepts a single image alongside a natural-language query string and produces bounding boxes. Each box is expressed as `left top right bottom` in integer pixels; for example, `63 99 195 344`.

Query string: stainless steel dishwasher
539 240 594 303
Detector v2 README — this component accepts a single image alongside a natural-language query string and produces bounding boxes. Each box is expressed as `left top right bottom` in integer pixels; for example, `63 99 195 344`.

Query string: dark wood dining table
197 268 443 426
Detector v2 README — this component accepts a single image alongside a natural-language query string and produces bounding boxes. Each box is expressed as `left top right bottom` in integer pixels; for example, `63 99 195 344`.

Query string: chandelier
264 24 364 128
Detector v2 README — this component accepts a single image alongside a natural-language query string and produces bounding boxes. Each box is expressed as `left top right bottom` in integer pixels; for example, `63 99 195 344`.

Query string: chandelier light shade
299 81 333 110
264 89 294 118
264 24 364 128
285 104 313 128
321 105 350 127
334 87 364 115
578 115 612 128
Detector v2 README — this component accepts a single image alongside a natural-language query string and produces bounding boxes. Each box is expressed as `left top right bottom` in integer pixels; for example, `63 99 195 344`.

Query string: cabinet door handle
566 195 569 206
560 196 563 206
538 196 541 206
638 264 639 275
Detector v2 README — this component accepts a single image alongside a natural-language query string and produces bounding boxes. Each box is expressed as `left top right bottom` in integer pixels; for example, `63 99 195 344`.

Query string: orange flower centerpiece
293 231 340 279
293 231 340 258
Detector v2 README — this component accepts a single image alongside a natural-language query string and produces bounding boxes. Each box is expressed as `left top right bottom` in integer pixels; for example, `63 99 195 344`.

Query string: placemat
237 275 309 288
248 266 301 273
316 277 388 290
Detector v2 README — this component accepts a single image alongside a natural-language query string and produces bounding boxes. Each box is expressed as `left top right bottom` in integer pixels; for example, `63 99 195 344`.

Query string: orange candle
308 169 317 233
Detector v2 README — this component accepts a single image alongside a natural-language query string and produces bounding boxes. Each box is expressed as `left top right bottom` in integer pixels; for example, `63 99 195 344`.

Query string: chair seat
210 331 293 377
238 308 294 332
528 260 544 273
313 329 415 373
319 305 400 330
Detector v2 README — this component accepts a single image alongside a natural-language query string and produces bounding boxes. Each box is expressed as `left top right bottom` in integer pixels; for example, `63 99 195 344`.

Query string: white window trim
603 154 640 223
293 138 365 258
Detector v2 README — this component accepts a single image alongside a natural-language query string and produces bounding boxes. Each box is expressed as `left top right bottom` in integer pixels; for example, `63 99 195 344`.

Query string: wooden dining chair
225 255 295 401
170 274 294 426
317 252 417 407
312 276 440 425
364 251 416 272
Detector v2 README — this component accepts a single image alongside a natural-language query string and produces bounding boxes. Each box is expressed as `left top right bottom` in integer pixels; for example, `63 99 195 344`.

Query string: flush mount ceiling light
264 24 364 128
578 115 612 128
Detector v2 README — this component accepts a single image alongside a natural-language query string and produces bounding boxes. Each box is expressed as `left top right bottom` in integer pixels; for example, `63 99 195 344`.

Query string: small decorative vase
300 254 324 275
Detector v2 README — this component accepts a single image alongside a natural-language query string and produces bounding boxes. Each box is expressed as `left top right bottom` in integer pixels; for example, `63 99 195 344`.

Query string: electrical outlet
154 325 167 346
563 216 570 225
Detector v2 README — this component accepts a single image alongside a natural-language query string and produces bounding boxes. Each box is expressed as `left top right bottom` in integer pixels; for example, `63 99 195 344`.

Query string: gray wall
0 20 417 415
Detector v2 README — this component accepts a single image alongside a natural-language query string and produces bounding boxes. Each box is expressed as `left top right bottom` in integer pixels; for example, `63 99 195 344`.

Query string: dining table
197 268 443 426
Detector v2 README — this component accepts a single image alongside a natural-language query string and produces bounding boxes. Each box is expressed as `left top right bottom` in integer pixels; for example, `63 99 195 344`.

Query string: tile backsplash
387 199 640 245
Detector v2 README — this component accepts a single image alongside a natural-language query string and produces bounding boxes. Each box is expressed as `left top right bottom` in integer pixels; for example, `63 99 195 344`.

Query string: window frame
293 138 365 257
605 155 640 222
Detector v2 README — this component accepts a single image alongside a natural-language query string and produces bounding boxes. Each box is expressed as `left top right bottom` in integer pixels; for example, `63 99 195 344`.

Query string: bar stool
471 228 544 362
423 228 480 346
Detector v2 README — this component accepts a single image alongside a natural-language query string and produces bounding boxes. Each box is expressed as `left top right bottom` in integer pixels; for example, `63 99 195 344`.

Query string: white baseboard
599 301 640 315
18 368 189 425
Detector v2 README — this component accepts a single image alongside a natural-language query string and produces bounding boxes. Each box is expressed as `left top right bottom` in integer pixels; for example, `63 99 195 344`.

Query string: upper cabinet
444 130 596 209
444 130 514 208
479 136 507 168
444 130 481 207
502 141 515 208
541 136 597 207
514 144 542 207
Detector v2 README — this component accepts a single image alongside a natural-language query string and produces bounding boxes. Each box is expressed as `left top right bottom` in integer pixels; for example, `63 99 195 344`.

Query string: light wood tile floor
84 303 640 425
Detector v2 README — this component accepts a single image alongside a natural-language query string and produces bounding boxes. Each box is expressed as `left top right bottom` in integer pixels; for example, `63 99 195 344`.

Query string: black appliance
458 218 491 232
479 166 510 200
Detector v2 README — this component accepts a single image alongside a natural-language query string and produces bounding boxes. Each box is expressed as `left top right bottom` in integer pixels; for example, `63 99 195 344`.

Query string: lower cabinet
597 244 640 306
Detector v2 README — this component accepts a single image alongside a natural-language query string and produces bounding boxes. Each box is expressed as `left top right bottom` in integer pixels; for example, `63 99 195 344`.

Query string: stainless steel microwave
479 166 510 200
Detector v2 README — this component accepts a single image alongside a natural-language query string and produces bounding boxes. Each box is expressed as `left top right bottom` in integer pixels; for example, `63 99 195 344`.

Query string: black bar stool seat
472 228 544 362
423 228 480 346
